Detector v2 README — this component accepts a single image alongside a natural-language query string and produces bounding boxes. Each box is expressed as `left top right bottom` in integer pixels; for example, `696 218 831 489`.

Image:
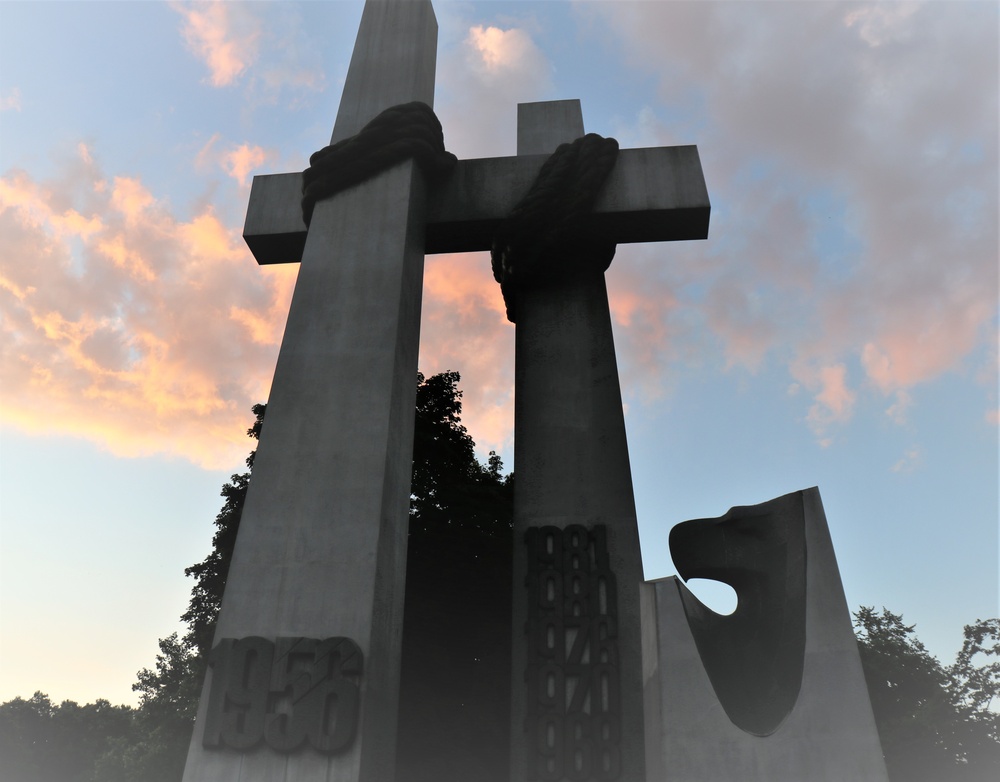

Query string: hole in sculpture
684 578 738 615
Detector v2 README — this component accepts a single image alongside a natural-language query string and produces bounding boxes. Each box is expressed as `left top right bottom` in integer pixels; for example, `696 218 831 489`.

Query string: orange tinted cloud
420 253 514 455
861 299 993 395
222 143 270 187
0 146 294 469
195 135 273 186
110 177 154 224
172 1 260 87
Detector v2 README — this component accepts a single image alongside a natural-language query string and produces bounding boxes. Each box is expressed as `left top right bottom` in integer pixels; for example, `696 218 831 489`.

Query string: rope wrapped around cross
301 101 619 323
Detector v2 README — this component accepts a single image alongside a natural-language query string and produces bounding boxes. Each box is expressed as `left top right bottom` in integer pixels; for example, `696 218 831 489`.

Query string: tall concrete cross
509 101 663 782
184 1 709 781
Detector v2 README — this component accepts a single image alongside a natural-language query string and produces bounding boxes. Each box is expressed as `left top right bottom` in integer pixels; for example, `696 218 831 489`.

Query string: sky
0 0 996 709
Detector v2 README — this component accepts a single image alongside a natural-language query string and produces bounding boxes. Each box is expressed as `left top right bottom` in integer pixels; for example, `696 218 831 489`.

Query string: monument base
641 487 888 781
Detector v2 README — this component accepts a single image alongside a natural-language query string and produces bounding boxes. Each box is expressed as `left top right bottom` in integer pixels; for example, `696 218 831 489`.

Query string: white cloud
891 446 923 473
845 2 922 48
436 17 553 158
576 0 997 435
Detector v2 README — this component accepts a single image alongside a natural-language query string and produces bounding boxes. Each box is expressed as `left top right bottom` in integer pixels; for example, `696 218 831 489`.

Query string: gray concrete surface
243 143 710 263
642 488 889 781
509 99 648 782
182 2 437 781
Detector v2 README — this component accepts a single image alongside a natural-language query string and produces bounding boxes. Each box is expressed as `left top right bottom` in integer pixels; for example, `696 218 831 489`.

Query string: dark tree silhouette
397 371 514 782
0 372 511 782
855 607 1000 781
0 693 133 782
7 380 998 782
181 403 266 660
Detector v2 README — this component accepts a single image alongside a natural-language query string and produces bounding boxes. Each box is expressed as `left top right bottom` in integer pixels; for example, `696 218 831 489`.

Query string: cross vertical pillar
511 101 647 782
182 2 438 781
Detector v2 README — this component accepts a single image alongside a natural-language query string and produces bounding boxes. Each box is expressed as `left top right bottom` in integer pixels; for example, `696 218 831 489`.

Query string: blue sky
0 0 996 708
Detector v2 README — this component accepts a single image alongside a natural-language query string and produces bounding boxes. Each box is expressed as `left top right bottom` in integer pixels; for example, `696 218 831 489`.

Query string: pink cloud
171 1 260 87
814 364 856 420
0 87 21 112
195 135 273 186
790 361 857 442
860 289 994 394
222 143 270 187
579 0 997 434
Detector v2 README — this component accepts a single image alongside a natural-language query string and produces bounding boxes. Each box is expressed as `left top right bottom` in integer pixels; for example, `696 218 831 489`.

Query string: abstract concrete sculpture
642 488 889 781
668 491 807 736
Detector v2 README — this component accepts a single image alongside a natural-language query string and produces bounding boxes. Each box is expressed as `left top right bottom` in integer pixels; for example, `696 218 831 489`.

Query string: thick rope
491 133 620 322
302 101 457 226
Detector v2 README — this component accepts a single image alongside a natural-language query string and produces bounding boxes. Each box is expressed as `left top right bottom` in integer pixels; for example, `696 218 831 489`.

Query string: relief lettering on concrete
202 636 362 755
525 525 621 781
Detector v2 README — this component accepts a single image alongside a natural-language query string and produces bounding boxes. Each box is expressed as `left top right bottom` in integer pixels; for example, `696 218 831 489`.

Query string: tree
949 618 1000 776
0 692 133 782
855 607 1000 781
93 405 267 781
410 370 513 536
181 403 265 660
397 372 514 782
91 634 203 782
0 372 509 782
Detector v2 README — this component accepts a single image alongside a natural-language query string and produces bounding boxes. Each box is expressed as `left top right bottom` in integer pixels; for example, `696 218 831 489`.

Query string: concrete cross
183 3 439 782
244 119 709 262
184 1 709 781
508 101 657 782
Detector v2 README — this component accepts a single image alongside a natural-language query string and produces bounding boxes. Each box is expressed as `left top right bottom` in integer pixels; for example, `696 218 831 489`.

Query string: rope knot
491 133 619 322
302 101 457 225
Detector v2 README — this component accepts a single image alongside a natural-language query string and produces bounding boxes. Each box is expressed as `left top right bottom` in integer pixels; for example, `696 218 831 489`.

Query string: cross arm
243 145 710 264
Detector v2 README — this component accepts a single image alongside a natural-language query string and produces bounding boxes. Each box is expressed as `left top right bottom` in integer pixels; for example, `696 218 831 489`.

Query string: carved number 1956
202 636 362 755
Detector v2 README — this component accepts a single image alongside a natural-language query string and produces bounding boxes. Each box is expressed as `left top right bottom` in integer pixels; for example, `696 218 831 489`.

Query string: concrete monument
185 0 705 780
183 1 887 781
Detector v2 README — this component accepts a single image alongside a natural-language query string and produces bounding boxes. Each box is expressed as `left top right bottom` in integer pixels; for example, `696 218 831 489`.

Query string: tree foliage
0 373 511 782
398 371 514 782
181 403 265 660
5 377 998 782
855 607 1000 781
0 692 133 782
410 370 512 536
